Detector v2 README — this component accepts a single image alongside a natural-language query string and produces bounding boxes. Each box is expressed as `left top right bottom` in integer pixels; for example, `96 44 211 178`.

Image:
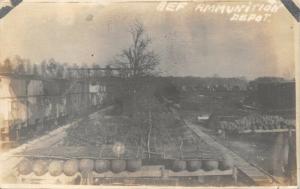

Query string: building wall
0 75 109 141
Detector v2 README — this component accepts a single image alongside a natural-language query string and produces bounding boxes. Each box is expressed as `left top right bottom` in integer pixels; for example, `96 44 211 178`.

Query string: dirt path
184 120 276 186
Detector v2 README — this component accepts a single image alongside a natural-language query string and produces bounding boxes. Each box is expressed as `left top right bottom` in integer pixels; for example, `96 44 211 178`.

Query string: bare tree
114 21 159 78
33 64 39 75
16 62 25 74
2 58 13 73
47 58 58 77
25 59 32 74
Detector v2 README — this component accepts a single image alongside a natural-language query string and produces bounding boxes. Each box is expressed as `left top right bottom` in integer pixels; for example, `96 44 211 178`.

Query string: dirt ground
186 119 297 185
210 130 276 174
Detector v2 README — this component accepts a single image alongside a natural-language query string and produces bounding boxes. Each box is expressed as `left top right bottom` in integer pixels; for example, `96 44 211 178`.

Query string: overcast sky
0 1 296 79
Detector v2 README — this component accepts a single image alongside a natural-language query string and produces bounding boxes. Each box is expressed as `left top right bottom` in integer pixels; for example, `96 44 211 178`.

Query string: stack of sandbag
218 115 294 133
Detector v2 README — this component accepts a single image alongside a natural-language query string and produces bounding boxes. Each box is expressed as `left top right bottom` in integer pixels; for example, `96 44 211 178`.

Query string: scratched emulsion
0 0 297 186
0 1 295 79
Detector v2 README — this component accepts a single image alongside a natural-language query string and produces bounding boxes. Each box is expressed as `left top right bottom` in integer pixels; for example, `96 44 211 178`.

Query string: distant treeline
0 56 292 90
0 56 114 79
166 76 294 92
167 76 249 91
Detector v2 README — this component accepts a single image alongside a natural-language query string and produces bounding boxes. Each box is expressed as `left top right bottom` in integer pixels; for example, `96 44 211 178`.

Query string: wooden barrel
219 156 233 170
33 160 48 176
202 160 218 171
48 160 63 176
126 159 142 172
171 160 186 172
187 160 201 172
111 160 126 173
18 158 32 175
63 159 79 176
79 159 94 172
95 160 110 173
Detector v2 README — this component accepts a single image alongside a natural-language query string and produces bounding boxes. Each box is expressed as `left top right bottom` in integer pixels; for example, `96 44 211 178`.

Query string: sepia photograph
0 0 299 187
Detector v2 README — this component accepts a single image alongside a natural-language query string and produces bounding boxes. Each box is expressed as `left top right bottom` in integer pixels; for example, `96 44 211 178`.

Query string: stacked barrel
18 156 233 177
18 158 143 176
171 156 233 172
218 115 294 133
